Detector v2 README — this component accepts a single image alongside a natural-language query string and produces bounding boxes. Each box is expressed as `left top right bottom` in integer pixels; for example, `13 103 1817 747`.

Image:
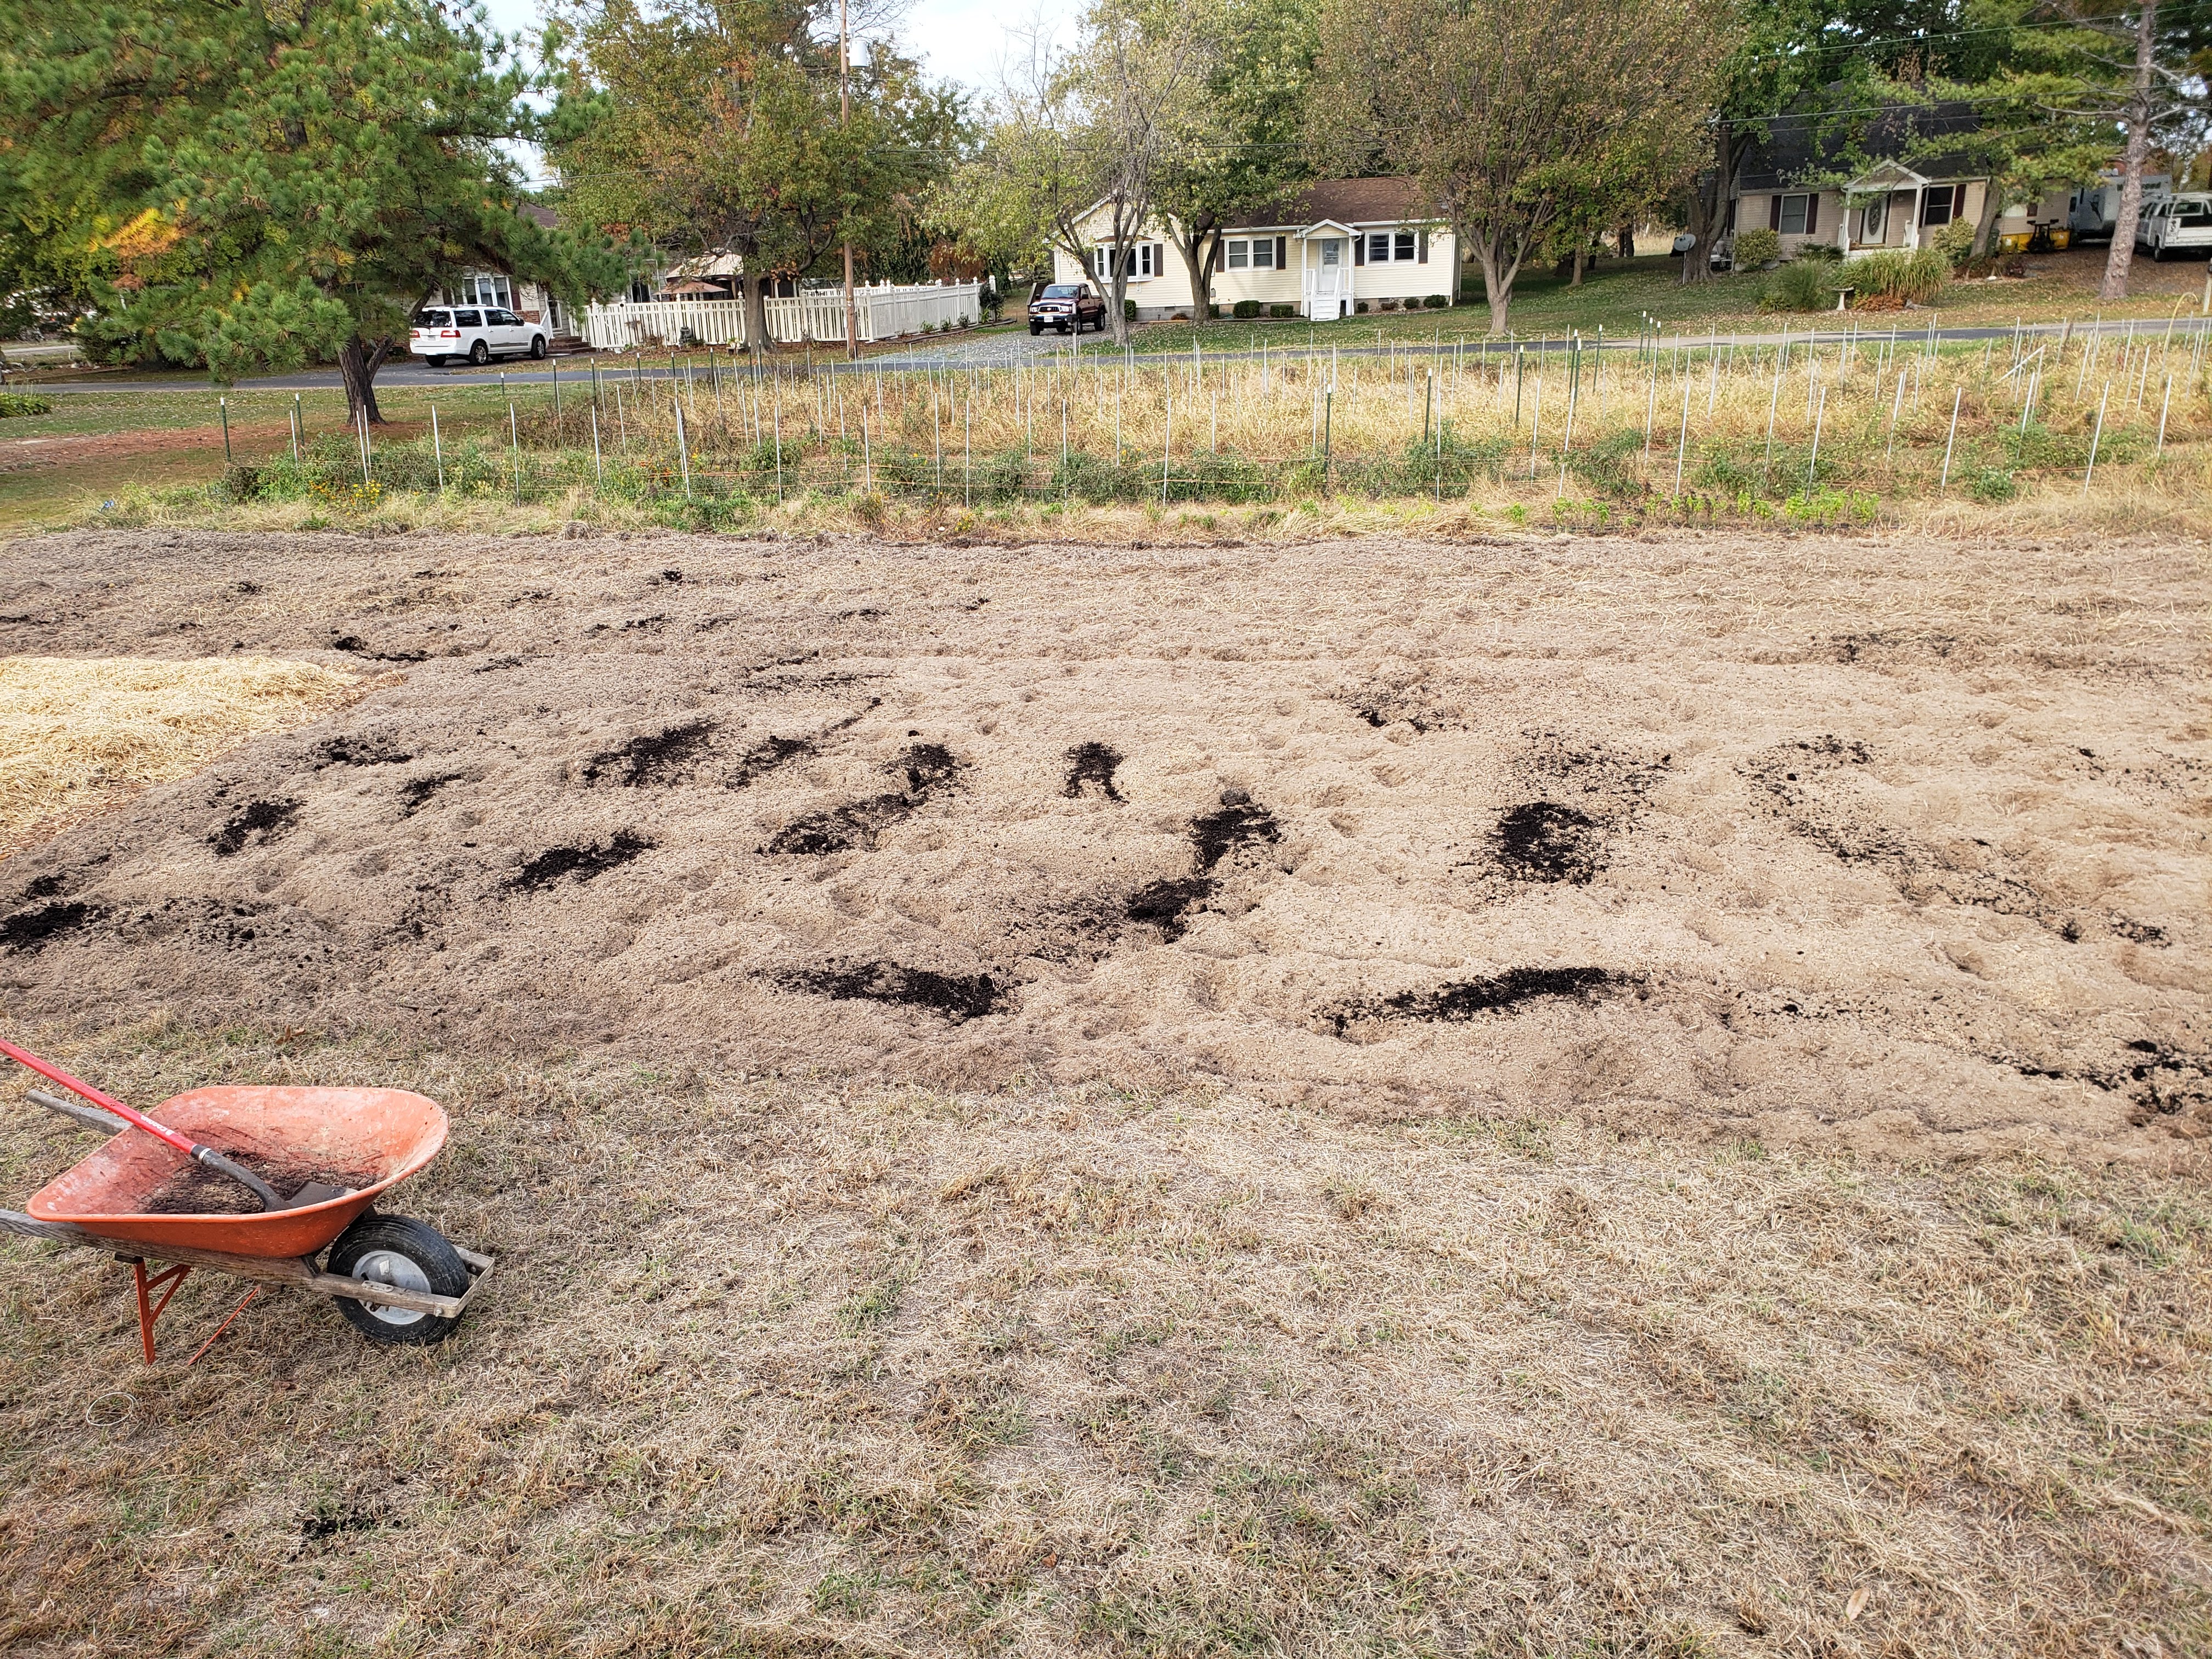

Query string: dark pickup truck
1028 282 1107 335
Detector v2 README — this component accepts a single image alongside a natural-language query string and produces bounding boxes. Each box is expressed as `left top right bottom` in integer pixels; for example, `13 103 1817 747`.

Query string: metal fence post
219 397 232 464
590 405 603 489
431 405 443 492
676 403 692 500
1938 386 1961 488
509 401 521 502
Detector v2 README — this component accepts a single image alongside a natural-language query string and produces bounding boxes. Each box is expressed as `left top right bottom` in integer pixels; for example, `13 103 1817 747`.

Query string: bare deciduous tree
982 2 1209 343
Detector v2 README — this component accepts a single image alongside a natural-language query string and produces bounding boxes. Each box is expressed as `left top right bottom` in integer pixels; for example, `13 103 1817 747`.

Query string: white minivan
2135 196 2212 259
410 306 548 366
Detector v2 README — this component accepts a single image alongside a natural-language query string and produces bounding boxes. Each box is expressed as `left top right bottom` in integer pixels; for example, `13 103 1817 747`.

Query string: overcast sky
476 0 1023 133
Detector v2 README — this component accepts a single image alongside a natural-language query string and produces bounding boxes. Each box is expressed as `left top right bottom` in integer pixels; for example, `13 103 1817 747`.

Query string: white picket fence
582 281 982 351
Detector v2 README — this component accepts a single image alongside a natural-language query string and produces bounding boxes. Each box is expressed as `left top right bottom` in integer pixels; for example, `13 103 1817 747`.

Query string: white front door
1305 239 1348 319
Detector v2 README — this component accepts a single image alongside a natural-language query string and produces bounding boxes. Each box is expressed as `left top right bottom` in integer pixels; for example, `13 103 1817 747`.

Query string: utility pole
840 0 860 360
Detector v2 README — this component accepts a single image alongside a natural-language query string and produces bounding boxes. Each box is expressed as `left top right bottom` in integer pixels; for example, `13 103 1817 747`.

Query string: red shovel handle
0 1036 196 1159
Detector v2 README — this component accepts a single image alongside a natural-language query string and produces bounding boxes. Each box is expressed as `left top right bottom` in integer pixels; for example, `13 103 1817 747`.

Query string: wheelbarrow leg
129 1260 191 1364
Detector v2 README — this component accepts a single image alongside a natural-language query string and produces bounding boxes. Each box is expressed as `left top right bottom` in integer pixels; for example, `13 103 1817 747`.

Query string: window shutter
1953 183 1967 216
1418 230 1429 263
1276 235 1287 270
1805 194 1819 235
1769 195 1782 232
1354 235 1365 265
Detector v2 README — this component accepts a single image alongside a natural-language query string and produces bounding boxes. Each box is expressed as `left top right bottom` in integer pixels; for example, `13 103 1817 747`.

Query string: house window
1226 240 1249 269
1224 238 1277 270
629 279 652 303
1921 184 1963 227
1393 230 1414 261
465 272 513 310
1252 237 1275 269
1776 194 1813 235
1091 244 1162 281
1367 232 1391 262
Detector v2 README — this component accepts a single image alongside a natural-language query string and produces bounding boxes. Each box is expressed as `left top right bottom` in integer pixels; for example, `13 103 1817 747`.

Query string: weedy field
0 521 2205 1655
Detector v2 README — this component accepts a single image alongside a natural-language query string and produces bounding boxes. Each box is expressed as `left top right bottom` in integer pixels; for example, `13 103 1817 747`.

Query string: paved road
21 312 2205 397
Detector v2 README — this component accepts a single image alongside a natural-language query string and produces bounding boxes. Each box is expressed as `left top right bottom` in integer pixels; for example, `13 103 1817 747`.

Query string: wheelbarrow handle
26 1088 128 1136
1 1036 200 1160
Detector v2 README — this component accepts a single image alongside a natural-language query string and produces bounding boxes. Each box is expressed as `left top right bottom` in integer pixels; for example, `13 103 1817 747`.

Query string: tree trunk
1681 125 1733 286
1476 238 1517 336
1570 246 1586 286
1618 225 1634 259
1970 180 2006 259
2100 0 2158 302
744 273 772 359
338 336 392 425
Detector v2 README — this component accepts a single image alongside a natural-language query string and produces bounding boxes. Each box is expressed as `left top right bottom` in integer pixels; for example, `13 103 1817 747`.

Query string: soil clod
0 901 101 953
208 798 301 857
1329 966 1630 1034
778 960 1006 1022
510 831 653 891
581 720 718 787
1063 742 1125 801
318 738 413 769
1492 801 1604 885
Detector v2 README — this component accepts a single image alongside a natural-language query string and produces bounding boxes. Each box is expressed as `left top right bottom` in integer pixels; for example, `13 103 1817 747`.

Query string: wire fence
224 315 2212 524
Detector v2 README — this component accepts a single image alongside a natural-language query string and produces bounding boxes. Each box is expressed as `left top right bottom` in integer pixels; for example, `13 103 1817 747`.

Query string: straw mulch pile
0 656 361 855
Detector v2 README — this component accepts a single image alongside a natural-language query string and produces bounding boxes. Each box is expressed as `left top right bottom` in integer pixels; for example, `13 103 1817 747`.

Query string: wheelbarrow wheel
325 1214 470 1346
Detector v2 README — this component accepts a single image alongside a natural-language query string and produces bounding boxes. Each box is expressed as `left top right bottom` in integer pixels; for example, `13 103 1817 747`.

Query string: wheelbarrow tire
325 1214 471 1346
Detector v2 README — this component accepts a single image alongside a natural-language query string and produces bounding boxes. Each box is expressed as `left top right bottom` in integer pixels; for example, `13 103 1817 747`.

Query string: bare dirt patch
0 525 2207 1160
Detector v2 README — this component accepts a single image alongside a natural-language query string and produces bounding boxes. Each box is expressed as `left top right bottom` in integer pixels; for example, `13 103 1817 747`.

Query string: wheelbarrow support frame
0 1208 495 1362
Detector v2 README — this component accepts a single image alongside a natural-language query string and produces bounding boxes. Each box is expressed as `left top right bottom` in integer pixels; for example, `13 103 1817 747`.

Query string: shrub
1424 294 1449 308
1732 228 1781 270
1379 297 1400 312
1932 218 1977 268
1850 247 1949 307
1760 258 1834 312
1795 240 1843 262
1268 302 1295 319
1206 303 1221 319
0 392 53 417
1123 297 1137 321
1232 299 1261 319
1355 300 1370 314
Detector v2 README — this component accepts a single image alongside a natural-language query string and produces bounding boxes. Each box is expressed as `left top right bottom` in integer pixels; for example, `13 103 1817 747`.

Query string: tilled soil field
0 524 2206 1159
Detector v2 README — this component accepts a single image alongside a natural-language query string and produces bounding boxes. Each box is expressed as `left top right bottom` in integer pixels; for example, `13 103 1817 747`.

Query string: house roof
522 203 560 230
1227 177 1435 232
1736 100 1981 193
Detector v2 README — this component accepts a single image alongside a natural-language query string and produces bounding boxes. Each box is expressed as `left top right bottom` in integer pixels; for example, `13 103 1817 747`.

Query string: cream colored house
1051 179 1457 321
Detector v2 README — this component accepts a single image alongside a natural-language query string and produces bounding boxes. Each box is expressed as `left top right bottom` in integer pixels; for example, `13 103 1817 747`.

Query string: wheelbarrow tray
24 1086 448 1259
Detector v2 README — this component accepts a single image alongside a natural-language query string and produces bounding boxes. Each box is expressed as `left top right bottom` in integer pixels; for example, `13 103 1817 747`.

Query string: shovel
1 1036 346 1214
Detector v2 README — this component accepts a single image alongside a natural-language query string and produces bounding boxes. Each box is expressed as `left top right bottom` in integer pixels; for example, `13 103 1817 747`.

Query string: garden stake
1322 386 1333 494
675 403 692 499
2156 376 2172 455
2083 381 2109 492
1807 386 1826 489
219 397 232 463
1939 387 1961 488
431 405 443 492
1764 370 1781 478
290 394 301 461
1673 375 1690 498
509 402 521 501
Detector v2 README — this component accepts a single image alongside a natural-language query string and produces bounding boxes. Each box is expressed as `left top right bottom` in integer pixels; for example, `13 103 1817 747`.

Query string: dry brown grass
0 1021 2205 1657
0 656 362 854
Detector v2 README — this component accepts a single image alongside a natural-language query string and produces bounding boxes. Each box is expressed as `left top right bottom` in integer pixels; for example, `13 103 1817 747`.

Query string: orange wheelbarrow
1 1046 493 1363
